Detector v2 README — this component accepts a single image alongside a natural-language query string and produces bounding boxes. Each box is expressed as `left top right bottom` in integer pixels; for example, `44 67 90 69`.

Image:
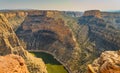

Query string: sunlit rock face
0 11 27 30
88 51 120 73
0 10 80 73
0 12 48 73
83 10 101 18
0 54 29 73
17 13 76 50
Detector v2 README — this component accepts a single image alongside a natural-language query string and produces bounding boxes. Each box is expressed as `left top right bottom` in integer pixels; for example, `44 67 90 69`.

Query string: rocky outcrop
0 12 47 73
88 51 120 73
46 10 60 17
83 10 101 18
0 11 27 30
0 54 29 73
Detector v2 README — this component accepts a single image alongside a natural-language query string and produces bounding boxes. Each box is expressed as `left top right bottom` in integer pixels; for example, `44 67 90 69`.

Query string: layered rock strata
88 51 120 73
0 12 47 73
83 10 101 18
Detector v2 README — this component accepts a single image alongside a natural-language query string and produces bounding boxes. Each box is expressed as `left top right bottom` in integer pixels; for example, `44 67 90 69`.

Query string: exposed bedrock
0 54 29 73
0 13 48 73
88 51 120 73
16 11 80 73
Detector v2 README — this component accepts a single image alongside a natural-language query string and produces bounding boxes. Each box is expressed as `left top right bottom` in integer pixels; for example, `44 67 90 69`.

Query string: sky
0 0 119 11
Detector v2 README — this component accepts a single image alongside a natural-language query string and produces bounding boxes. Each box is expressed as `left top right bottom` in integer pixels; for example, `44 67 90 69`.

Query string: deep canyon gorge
0 10 120 73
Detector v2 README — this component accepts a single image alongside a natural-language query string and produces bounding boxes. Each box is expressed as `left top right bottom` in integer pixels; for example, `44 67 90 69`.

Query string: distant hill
104 10 120 12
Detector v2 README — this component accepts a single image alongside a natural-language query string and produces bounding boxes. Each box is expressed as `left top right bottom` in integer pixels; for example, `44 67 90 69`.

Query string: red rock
0 54 29 73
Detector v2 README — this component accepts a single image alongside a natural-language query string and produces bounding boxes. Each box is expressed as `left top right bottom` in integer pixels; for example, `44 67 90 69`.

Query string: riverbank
30 51 68 73
28 50 71 73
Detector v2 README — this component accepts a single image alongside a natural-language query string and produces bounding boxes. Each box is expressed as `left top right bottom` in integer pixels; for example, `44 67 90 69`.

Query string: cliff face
0 12 47 73
78 10 120 51
101 12 120 29
16 10 120 73
75 10 120 72
1 10 120 73
0 11 27 30
83 10 101 18
0 54 29 73
16 11 80 73
17 12 76 50
88 51 120 73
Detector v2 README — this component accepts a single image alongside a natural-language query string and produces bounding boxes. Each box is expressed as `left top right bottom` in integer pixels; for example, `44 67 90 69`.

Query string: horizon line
0 8 120 12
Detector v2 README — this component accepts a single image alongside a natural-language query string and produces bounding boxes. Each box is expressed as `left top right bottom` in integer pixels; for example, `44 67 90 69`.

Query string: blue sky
0 0 119 11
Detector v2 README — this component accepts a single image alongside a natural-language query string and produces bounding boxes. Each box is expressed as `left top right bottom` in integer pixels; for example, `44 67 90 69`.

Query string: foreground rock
0 12 47 73
0 54 29 73
88 51 120 73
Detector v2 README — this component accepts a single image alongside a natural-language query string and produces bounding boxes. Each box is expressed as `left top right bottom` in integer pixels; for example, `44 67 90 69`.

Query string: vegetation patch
30 52 68 73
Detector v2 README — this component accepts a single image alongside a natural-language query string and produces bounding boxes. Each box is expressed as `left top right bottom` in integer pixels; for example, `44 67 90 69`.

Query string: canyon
0 10 120 73
0 11 47 73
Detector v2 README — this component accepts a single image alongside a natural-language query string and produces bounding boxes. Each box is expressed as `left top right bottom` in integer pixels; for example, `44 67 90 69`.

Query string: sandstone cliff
1 10 120 73
16 10 80 73
0 54 29 73
0 12 47 73
88 51 120 73
15 10 120 73
73 10 120 72
78 10 120 51
83 10 101 18
0 11 27 30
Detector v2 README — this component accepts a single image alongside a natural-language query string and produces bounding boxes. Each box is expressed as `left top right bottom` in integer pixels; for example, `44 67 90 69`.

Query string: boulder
88 51 120 73
0 54 29 73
